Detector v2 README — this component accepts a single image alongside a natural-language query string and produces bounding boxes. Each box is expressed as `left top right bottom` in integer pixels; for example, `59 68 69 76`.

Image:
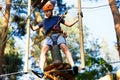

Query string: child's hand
63 32 67 38
77 12 83 17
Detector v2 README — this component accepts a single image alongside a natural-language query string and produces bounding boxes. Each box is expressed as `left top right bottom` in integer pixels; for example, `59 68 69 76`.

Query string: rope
73 4 119 9
82 4 111 9
109 60 120 64
0 71 28 77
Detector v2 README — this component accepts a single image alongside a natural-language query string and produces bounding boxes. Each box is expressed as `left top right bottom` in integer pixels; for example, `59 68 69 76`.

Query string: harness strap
47 31 62 45
46 30 67 45
50 35 59 45
46 30 62 37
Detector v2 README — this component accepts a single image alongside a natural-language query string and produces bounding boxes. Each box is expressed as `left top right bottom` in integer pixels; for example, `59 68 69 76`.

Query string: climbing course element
44 62 77 80
78 0 85 69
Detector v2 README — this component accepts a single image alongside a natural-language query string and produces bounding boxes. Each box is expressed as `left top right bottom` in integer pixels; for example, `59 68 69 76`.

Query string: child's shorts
42 34 66 47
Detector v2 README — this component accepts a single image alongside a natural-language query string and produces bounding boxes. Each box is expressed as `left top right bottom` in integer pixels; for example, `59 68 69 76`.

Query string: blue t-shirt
37 16 65 35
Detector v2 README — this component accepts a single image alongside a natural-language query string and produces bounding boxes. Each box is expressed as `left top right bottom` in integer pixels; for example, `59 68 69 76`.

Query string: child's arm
30 25 39 31
64 19 79 27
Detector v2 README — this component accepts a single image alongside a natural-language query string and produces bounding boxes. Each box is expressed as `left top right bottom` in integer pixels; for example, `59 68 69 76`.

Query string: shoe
72 66 78 75
32 67 44 78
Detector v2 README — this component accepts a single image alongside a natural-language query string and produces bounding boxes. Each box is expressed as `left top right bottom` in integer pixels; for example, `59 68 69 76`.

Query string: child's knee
42 45 50 51
60 44 68 52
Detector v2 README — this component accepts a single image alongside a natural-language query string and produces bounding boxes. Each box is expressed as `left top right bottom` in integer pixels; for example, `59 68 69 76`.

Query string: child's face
44 10 52 18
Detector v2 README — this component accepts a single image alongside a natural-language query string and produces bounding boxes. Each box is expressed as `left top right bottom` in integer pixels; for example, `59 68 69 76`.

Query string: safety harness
45 12 67 45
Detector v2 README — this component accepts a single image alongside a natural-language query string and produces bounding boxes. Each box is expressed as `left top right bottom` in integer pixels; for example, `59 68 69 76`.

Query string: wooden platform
44 63 76 80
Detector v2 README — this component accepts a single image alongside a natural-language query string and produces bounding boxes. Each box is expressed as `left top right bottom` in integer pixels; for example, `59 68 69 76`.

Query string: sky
63 0 120 61
64 0 116 45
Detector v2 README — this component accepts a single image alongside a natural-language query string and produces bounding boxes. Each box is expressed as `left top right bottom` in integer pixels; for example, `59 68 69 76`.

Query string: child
30 1 79 78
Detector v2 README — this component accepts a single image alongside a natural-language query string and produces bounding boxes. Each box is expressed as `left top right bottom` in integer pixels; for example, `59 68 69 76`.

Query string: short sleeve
60 17 65 24
37 20 44 28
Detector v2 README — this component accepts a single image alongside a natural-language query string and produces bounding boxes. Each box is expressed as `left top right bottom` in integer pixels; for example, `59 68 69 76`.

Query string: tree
3 38 23 80
0 14 23 80
108 0 120 57
0 0 12 74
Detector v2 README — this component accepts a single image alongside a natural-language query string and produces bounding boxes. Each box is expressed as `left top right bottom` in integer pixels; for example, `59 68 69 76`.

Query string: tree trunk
0 0 12 74
0 4 2 11
108 0 120 58
51 45 62 63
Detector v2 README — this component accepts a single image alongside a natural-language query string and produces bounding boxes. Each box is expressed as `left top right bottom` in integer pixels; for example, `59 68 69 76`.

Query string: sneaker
72 66 78 75
32 67 44 78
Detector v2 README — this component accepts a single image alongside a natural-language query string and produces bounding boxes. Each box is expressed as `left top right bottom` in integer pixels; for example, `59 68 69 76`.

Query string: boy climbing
30 1 79 78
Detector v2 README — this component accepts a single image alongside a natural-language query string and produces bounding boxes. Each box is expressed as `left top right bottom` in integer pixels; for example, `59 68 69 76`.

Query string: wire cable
0 71 28 77
109 60 120 64
82 4 109 9
74 4 119 9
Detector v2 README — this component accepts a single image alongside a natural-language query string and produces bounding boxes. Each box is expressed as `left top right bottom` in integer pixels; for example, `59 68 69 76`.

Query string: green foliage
11 0 28 37
3 52 23 80
116 0 120 8
0 17 3 36
4 52 23 73
73 27 113 79
3 37 23 80
11 15 26 37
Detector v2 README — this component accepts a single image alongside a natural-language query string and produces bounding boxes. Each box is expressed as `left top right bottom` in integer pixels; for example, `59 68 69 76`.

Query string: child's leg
32 38 52 78
40 37 53 71
40 45 50 71
57 35 74 66
60 43 78 74
59 43 74 66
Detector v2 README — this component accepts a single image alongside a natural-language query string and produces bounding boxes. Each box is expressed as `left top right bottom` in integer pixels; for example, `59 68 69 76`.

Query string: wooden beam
98 74 113 80
78 0 85 69
24 0 31 72
116 70 120 80
44 63 75 80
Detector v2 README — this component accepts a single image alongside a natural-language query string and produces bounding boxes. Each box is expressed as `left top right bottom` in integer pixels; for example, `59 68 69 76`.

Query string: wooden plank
98 74 113 80
77 0 85 69
116 70 120 80
44 63 75 80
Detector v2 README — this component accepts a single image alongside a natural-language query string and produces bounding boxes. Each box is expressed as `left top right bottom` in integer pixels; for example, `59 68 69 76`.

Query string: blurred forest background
0 0 120 80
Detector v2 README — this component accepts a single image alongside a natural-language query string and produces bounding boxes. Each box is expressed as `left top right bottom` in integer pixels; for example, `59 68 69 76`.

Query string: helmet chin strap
45 11 53 18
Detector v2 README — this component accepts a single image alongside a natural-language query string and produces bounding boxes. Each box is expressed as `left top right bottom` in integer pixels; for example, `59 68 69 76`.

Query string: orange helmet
42 3 54 11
